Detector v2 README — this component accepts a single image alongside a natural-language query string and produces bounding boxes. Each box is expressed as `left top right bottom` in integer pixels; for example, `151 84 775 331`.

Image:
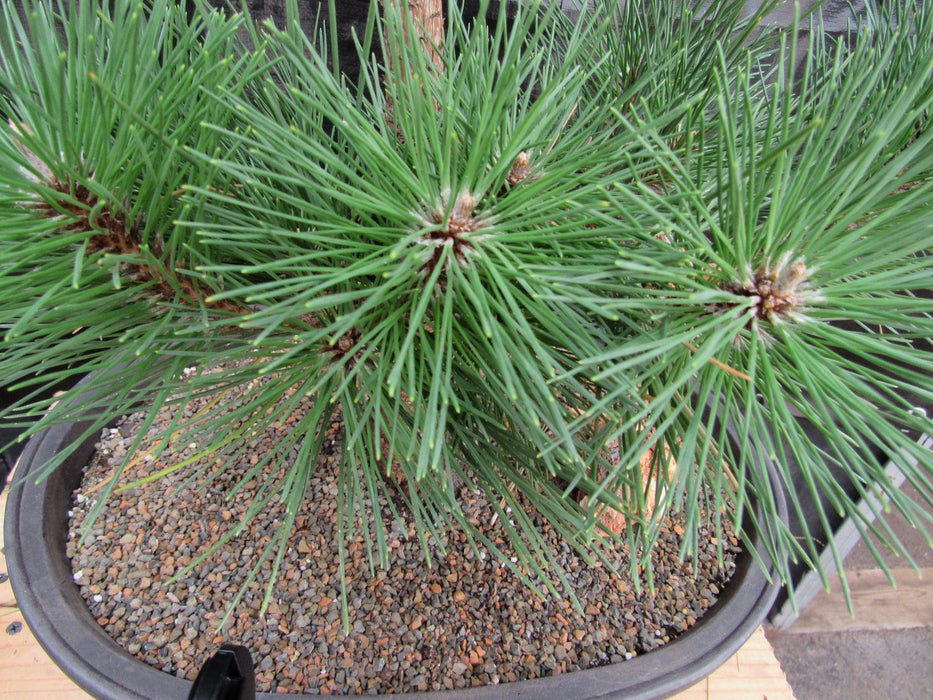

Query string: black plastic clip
188 643 256 700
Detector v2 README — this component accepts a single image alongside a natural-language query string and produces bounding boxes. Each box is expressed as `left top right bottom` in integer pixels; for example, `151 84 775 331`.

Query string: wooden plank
673 627 797 699
1 478 794 699
1 486 93 699
776 567 933 634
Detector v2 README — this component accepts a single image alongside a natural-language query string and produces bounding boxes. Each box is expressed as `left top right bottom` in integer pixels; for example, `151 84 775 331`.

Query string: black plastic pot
5 375 786 700
0 371 87 495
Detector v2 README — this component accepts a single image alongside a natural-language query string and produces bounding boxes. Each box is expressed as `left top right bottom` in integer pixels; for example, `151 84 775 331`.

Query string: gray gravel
66 376 739 695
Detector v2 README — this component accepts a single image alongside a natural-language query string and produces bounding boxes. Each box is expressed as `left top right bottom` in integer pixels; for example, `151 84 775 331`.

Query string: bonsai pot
5 376 786 700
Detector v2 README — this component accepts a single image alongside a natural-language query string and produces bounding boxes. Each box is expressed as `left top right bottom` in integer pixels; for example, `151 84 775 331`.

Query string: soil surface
66 374 740 695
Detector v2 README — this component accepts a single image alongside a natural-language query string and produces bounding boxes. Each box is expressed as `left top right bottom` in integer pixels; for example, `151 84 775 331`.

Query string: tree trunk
383 0 444 74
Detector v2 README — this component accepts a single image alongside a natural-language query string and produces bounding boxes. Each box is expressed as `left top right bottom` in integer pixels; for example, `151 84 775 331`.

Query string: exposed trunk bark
408 0 444 69
383 0 444 76
381 0 444 135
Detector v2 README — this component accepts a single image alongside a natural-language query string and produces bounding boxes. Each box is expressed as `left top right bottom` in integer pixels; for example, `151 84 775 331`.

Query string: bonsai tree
1 0 931 627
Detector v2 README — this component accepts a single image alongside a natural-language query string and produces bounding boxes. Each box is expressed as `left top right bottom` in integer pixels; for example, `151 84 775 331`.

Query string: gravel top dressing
66 374 740 695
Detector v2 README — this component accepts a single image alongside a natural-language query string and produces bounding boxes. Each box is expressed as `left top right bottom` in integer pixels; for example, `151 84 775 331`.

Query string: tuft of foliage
1 0 931 624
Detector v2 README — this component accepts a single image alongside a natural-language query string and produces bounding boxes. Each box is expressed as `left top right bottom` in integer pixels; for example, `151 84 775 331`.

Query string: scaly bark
383 0 444 73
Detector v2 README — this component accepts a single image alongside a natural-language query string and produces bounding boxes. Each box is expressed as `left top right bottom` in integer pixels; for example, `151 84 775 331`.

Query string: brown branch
45 180 250 318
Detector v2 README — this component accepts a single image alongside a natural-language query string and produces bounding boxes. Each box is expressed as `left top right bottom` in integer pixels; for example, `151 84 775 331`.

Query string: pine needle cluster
1 0 931 620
